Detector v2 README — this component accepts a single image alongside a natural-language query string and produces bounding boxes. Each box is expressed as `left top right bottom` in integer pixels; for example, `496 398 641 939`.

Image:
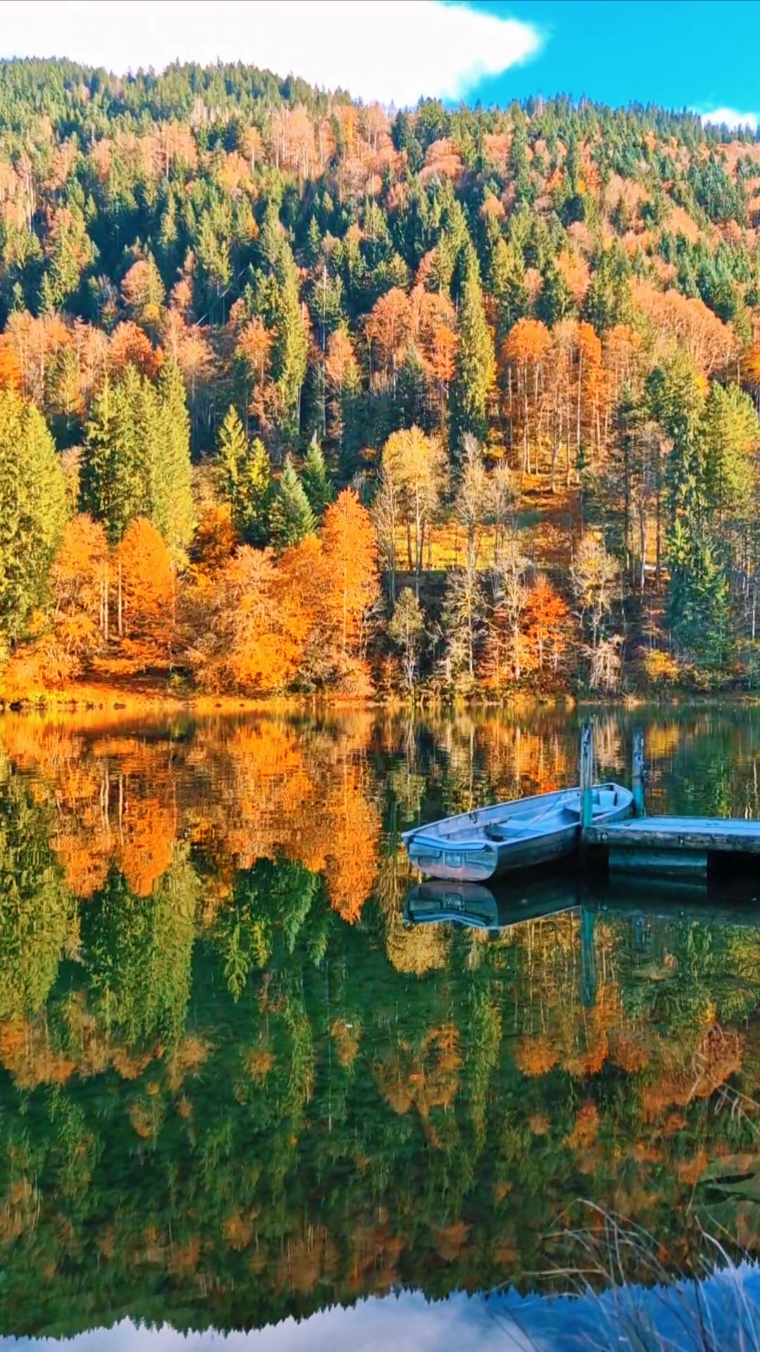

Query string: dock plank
586 817 760 854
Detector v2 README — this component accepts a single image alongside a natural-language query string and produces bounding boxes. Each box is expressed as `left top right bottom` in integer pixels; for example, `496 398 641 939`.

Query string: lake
1 702 760 1349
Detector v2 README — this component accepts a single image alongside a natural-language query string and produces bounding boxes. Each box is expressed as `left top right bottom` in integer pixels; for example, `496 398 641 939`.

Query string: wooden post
580 719 594 830
578 719 594 868
632 729 645 818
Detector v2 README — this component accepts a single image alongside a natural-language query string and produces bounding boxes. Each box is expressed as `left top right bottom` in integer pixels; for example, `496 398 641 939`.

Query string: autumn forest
3 59 760 700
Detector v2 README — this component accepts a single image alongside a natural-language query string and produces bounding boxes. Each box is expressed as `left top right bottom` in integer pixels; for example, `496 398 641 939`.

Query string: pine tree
217 405 273 547
449 243 495 461
81 368 147 544
270 455 316 550
153 358 195 551
488 235 528 342
0 390 67 644
668 521 731 669
301 434 334 519
258 206 309 443
701 381 758 524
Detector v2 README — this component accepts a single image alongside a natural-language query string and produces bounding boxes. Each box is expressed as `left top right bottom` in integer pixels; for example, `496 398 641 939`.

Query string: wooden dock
577 721 760 878
584 817 760 876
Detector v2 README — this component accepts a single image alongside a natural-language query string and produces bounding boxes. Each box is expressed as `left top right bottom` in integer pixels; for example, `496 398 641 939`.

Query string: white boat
402 783 633 882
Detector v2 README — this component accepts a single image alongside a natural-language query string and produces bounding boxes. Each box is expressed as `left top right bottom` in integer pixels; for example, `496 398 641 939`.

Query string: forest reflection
1 704 760 1336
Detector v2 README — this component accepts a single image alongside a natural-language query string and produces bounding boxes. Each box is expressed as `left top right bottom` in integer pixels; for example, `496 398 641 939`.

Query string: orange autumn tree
318 490 379 693
49 513 110 673
189 544 314 695
501 318 553 475
1 513 110 690
522 575 570 675
112 517 176 673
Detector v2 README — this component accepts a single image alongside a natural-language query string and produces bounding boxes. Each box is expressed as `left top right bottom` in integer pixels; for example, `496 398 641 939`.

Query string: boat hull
403 785 633 882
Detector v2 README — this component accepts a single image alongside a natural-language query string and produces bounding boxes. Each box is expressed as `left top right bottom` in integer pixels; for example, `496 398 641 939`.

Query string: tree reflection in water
0 704 759 1336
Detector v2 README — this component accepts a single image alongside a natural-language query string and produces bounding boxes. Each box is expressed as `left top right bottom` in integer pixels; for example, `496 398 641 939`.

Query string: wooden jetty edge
585 817 760 877
579 721 760 878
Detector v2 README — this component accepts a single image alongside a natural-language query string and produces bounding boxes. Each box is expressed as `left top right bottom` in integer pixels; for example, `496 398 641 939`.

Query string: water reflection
0 704 759 1337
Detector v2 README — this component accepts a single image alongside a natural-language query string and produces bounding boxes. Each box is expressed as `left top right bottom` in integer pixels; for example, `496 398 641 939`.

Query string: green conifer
270 455 316 550
449 244 495 460
301 434 334 520
153 359 195 550
81 368 147 544
0 390 67 645
217 405 273 546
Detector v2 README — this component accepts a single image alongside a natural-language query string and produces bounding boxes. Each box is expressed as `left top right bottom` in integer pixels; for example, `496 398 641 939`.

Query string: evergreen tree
257 205 309 443
668 521 731 669
301 433 334 519
81 369 147 544
701 381 758 524
83 363 193 550
488 236 528 341
0 775 73 1020
0 389 67 644
217 405 273 547
537 259 576 326
449 244 495 460
270 455 316 549
584 241 632 331
154 358 195 551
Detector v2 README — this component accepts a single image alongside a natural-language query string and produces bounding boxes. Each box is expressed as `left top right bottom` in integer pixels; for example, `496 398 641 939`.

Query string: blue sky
0 0 756 129
465 1 760 127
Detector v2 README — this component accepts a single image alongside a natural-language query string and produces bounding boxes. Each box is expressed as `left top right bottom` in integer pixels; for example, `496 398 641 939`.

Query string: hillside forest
4 60 760 699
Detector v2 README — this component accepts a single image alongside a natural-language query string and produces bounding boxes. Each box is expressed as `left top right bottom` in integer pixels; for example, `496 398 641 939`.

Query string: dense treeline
0 707 758 1332
3 59 760 696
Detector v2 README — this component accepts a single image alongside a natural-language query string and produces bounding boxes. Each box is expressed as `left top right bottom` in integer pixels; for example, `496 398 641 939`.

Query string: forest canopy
2 58 760 696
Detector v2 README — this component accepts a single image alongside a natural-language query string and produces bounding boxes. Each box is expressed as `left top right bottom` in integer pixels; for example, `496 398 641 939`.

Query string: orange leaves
373 1024 461 1120
514 1034 558 1077
200 546 310 695
365 287 410 380
121 258 165 332
190 490 377 698
325 327 359 391
52 514 109 625
235 318 272 386
503 317 553 366
320 490 379 660
409 286 458 387
115 518 175 671
556 248 590 304
108 321 162 380
631 280 737 374
0 336 22 390
522 575 570 674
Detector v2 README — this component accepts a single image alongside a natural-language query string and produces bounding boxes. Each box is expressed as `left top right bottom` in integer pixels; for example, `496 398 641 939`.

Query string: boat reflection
404 872 760 933
404 874 579 931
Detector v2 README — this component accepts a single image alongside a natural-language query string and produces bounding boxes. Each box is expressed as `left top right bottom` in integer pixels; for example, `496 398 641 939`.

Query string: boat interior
428 785 625 844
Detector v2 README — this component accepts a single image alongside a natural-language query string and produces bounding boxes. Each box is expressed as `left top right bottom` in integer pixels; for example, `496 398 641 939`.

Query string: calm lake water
1 702 760 1348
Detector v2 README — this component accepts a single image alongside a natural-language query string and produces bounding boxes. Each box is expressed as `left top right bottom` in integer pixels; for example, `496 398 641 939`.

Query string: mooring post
632 729 645 818
580 719 594 830
578 718 594 868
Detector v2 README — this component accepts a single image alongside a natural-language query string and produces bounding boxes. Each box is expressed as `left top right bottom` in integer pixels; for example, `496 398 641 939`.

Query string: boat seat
483 823 536 841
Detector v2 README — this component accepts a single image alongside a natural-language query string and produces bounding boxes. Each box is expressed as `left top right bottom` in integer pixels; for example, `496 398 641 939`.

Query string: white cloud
0 1295 536 1352
700 106 758 131
0 1 542 107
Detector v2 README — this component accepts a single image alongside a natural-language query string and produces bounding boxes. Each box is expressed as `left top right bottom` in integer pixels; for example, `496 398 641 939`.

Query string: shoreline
2 681 760 720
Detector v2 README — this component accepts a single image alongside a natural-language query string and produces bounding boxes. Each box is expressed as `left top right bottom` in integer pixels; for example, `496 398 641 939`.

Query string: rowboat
402 783 633 882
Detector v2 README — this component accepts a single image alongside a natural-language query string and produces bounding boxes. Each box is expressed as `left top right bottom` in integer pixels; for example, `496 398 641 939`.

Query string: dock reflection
404 873 760 933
